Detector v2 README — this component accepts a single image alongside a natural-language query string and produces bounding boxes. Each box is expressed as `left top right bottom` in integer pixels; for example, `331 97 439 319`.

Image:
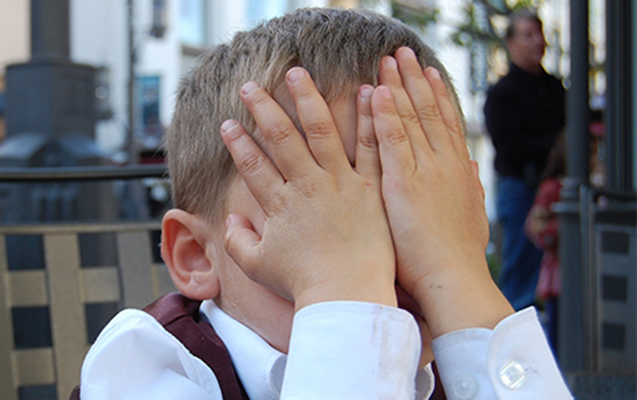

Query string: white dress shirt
80 300 572 400
199 299 287 399
432 307 573 399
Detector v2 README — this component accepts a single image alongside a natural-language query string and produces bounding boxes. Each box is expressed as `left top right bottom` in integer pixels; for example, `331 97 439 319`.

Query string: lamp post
127 0 137 164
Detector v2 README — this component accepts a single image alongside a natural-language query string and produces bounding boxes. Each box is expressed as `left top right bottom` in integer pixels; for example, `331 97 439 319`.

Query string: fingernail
225 214 238 228
377 85 392 99
359 85 373 99
399 46 416 59
220 119 238 134
241 81 259 95
383 56 397 70
287 68 307 83
428 68 441 80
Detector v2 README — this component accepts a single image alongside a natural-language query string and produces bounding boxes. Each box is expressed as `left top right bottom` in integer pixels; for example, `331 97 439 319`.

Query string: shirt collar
509 61 547 79
200 300 286 400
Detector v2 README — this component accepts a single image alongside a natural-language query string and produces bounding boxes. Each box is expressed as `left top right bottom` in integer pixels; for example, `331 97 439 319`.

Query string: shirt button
452 372 478 399
499 361 527 389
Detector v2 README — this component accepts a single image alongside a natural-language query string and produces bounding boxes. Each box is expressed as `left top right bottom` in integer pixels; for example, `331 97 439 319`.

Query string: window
247 0 287 27
179 0 206 46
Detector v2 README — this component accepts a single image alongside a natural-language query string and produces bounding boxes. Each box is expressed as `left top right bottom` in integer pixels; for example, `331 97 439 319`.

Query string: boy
79 8 573 399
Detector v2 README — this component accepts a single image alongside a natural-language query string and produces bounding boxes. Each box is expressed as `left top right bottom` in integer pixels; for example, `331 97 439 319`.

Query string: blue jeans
496 177 543 310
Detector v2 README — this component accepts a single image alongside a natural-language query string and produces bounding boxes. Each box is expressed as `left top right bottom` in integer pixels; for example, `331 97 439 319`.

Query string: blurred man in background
484 10 565 311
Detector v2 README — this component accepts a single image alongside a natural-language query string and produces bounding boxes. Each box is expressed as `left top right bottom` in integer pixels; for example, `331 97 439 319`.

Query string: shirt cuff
281 301 421 400
431 307 573 400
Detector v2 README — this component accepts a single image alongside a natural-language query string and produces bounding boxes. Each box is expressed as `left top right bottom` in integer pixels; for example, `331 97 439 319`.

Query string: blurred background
0 0 634 399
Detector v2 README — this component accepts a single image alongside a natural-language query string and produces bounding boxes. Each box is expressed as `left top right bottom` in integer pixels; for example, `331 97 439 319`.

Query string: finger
393 48 453 156
423 67 471 164
354 85 381 179
239 81 316 180
378 55 431 159
220 119 284 211
286 67 350 173
371 85 416 175
224 213 261 278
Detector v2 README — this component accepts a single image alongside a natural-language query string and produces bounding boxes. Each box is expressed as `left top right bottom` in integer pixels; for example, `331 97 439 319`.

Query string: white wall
136 0 182 130
71 0 129 152
69 0 335 154
0 0 30 68
208 0 250 45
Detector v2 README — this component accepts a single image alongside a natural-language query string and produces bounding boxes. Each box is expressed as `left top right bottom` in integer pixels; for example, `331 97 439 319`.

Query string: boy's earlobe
161 209 221 300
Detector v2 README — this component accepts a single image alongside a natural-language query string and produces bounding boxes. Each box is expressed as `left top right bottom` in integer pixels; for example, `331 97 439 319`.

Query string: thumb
224 213 261 277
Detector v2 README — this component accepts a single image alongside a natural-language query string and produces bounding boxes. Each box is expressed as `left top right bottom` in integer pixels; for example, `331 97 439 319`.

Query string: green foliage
509 0 543 11
449 3 500 48
389 0 545 86
390 0 544 49
390 2 438 33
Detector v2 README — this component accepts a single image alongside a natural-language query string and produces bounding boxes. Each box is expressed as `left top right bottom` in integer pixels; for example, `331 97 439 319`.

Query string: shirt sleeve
280 301 426 400
431 307 573 400
80 309 222 400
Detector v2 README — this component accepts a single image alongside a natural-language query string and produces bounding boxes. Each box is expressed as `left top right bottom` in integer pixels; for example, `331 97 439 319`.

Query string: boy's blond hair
167 7 463 221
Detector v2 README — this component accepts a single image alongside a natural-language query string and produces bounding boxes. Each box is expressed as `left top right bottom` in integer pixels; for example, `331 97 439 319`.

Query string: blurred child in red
525 116 603 355
525 133 564 353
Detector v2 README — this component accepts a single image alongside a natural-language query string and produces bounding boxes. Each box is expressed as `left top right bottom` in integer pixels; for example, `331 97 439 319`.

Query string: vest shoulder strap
144 293 249 400
69 293 249 400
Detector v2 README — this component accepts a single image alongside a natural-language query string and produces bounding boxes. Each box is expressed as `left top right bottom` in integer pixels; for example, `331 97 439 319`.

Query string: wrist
295 274 397 312
411 261 514 337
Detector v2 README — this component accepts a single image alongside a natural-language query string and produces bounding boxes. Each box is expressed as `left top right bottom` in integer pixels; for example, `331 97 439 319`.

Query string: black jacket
484 63 565 186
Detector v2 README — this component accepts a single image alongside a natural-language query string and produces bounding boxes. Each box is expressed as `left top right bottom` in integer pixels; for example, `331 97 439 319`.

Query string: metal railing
0 164 167 182
0 165 174 400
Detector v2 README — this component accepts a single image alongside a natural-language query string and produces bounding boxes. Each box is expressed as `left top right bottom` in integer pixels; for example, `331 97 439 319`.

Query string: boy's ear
161 209 221 300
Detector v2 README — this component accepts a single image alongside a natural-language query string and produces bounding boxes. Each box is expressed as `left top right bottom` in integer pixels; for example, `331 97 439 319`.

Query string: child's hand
369 47 513 337
220 68 396 311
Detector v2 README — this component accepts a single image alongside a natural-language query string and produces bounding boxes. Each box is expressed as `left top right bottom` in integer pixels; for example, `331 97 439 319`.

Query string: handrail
593 188 637 202
0 220 162 234
0 165 167 182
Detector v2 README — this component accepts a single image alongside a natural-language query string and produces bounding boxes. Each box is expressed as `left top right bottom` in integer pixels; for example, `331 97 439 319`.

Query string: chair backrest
0 221 175 400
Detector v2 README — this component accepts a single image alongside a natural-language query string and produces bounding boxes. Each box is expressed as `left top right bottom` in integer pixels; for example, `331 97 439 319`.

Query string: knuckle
236 152 266 175
305 120 334 139
381 128 409 146
268 125 295 144
294 179 323 199
397 109 421 126
358 133 378 150
418 103 442 121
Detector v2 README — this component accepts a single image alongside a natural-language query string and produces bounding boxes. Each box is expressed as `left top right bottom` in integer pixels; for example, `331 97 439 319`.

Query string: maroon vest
70 293 249 400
